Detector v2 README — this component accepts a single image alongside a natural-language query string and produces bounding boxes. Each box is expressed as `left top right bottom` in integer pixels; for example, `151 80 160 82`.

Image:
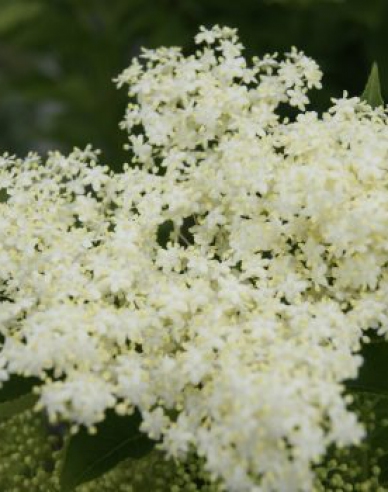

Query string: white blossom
0 25 387 492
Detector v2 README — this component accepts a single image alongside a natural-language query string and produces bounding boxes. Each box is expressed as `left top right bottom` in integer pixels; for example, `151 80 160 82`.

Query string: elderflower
1 25 388 492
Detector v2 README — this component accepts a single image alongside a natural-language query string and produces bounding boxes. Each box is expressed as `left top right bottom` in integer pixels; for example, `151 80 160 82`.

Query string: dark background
0 0 386 169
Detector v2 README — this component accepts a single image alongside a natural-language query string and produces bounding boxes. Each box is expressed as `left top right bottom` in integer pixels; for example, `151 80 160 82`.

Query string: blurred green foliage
0 0 387 168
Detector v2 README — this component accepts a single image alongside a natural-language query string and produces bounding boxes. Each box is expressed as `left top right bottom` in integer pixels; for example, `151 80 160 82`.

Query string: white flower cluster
1 25 388 491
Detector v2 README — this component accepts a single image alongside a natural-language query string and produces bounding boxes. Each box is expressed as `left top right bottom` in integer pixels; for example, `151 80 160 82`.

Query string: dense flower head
1 25 388 491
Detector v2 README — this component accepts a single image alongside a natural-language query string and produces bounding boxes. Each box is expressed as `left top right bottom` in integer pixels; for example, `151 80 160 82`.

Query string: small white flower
1 24 387 492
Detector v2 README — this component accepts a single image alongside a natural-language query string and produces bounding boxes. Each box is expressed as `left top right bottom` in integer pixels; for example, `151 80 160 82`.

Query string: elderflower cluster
1 25 388 491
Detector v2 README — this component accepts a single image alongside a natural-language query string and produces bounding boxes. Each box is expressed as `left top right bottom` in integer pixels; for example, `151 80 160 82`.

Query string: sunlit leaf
0 1 42 35
60 409 155 492
0 392 37 421
0 375 40 403
361 62 384 108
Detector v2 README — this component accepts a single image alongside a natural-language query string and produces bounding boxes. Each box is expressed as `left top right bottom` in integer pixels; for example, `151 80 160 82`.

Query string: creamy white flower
0 24 387 492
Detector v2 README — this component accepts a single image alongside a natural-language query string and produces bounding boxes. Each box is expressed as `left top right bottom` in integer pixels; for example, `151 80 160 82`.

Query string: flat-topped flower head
1 25 388 491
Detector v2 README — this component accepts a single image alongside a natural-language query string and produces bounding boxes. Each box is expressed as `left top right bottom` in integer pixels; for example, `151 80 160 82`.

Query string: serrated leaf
361 62 384 108
60 410 155 492
0 392 37 421
0 374 40 403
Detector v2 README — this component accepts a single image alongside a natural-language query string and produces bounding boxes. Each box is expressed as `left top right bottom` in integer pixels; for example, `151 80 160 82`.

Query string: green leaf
60 409 155 492
0 188 9 203
346 341 388 396
0 1 42 35
361 62 384 108
157 220 174 248
0 392 37 421
0 374 40 403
